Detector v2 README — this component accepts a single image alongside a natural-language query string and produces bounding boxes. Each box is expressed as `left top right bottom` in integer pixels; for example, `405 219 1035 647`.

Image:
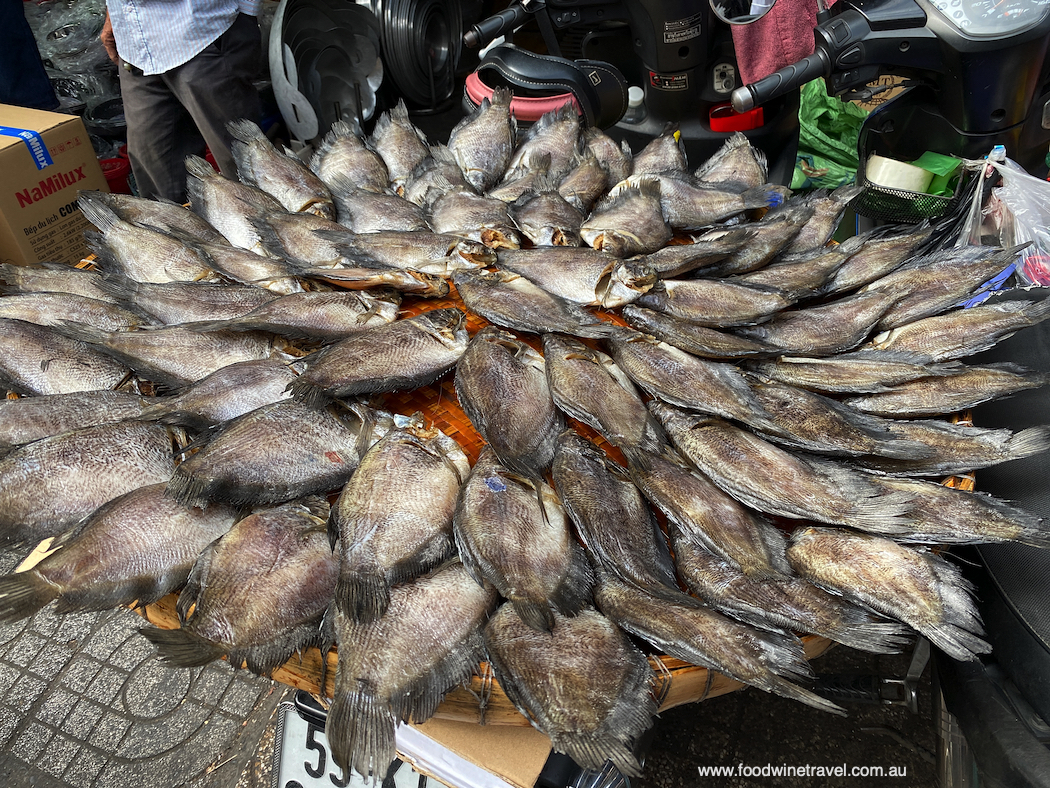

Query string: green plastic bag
792 78 868 190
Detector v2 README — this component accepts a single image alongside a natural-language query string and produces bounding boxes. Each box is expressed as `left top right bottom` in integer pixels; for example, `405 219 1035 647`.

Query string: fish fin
327 683 396 782
921 622 992 662
550 543 596 618
310 120 357 174
920 551 990 661
553 732 645 778
288 378 334 409
766 677 848 716
139 625 226 666
77 190 120 232
510 598 555 632
227 118 266 144
336 565 390 624
248 214 293 259
185 153 217 181
1005 425 1050 464
0 571 59 623
55 576 169 614
398 629 486 724
166 467 214 509
742 185 789 211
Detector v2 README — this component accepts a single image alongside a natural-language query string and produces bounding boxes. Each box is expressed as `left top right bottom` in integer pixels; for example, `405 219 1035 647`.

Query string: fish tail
553 732 643 778
742 185 788 211
165 469 211 509
138 625 226 667
77 190 119 232
510 597 555 632
921 622 992 662
832 621 913 654
226 119 265 143
1005 425 1050 462
327 684 396 782
768 677 848 716
336 568 390 624
922 552 991 661
0 571 59 623
185 154 217 181
288 378 333 409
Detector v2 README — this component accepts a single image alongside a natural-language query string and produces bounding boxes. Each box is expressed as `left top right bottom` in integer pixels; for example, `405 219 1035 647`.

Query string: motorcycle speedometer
929 0 1050 36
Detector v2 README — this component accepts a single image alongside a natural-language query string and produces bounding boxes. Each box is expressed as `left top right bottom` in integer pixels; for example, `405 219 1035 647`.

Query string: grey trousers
118 13 262 202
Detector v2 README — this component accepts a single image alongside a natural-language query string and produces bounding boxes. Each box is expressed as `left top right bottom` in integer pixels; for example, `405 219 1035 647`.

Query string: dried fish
448 86 516 192
369 99 431 194
634 278 792 327
580 180 671 257
496 247 655 308
0 318 130 395
310 120 389 194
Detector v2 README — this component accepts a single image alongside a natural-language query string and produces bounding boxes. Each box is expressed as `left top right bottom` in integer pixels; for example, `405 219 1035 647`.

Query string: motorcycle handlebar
731 50 830 112
463 4 531 49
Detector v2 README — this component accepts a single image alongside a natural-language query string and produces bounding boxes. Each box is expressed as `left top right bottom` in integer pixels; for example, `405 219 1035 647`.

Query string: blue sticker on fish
485 476 507 492
766 189 784 209
0 126 54 170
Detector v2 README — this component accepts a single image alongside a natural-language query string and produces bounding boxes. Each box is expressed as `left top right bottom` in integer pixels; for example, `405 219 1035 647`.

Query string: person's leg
168 13 262 180
119 65 205 201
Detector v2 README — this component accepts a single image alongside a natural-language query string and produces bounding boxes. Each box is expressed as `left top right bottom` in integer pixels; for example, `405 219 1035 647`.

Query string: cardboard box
0 103 110 267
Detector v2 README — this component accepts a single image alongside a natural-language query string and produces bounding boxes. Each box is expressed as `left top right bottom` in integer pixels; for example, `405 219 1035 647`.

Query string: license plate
273 693 439 788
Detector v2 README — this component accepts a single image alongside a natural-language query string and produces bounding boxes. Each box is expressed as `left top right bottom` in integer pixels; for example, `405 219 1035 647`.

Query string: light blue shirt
106 0 262 76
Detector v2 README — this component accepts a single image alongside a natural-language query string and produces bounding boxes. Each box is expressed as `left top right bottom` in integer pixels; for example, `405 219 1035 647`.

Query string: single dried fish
552 430 677 590
142 497 339 673
455 326 563 477
309 120 389 194
448 86 515 192
0 420 176 547
77 190 228 245
787 526 991 661
631 123 687 175
621 173 787 230
543 333 664 452
782 184 863 254
583 126 632 185
823 220 936 294
0 292 149 331
506 103 581 181
731 238 858 300
429 187 521 249
673 536 911 654
185 155 284 253
621 305 776 360
95 276 278 325
0 390 150 452
509 186 585 247
746 350 965 395
332 425 469 622
166 401 389 507
0 262 114 303
634 278 792 327
328 175 430 233
0 483 236 622
496 247 655 309
704 202 814 276
317 229 494 276
694 131 768 189
289 308 468 408
557 148 609 214
638 226 754 277
327 561 497 781
299 266 449 297
580 180 671 258
369 99 431 194
0 318 130 395
452 268 618 339
485 603 656 776
228 119 335 218
454 447 593 631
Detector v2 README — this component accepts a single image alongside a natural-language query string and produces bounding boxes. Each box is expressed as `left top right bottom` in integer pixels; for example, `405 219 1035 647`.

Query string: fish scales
310 120 390 194
484 603 656 777
332 425 470 622
621 306 777 360
142 497 339 674
453 447 593 631
634 278 792 327
495 247 655 309
0 390 150 451
369 99 431 194
448 87 515 193
185 155 284 253
0 318 130 395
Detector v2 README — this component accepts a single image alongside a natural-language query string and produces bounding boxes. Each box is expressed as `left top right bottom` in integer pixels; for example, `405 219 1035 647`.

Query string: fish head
452 240 496 268
598 262 658 309
480 227 521 250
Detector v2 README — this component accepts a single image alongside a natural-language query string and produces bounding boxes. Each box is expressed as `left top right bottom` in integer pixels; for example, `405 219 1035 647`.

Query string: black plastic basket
850 154 970 224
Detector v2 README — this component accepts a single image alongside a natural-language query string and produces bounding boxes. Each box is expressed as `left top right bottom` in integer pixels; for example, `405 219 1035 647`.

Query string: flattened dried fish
252 210 351 265
622 173 787 230
485 603 656 776
166 401 387 507
594 574 845 715
455 326 563 477
332 425 469 622
185 155 284 253
580 180 671 257
142 497 338 673
737 291 897 356
509 186 584 247
300 266 449 297
653 404 916 531
0 390 150 452
746 350 964 395
0 262 114 303
96 276 278 325
631 123 687 175
403 144 472 207
429 187 521 249
228 119 335 218
0 483 236 622
448 86 515 192
622 305 776 360
454 447 593 631
0 292 149 331
328 561 497 781
289 308 467 408
318 229 493 276
787 526 990 661
634 278 792 327
695 131 768 189
731 238 857 301
673 536 910 654
0 420 176 547
824 220 935 294
58 322 276 388
496 247 655 308
195 239 304 294
310 120 389 194
843 362 1050 417
77 190 228 245
639 226 754 277
624 445 792 578
0 318 130 395
552 430 677 590
187 289 399 341
452 269 618 338
506 103 581 181
138 357 297 430
557 149 608 214
542 334 664 452
328 174 429 233
704 202 813 276
782 184 863 254
369 99 430 194
583 125 632 185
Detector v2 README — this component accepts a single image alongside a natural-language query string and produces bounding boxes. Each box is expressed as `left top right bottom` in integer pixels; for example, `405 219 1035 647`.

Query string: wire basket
851 156 970 224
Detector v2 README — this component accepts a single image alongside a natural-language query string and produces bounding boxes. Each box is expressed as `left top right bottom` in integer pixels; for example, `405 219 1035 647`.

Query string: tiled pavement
0 547 286 788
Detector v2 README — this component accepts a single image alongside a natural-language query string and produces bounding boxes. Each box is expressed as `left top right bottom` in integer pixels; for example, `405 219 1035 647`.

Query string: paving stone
63 698 105 734
54 611 105 643
220 679 267 718
13 721 53 762
60 655 103 693
36 732 79 777
106 635 155 671
62 748 106 788
0 662 22 697
87 711 131 749
5 674 47 713
35 687 78 727
26 641 74 679
189 666 233 704
83 626 127 661
124 661 192 718
5 632 46 668
85 665 127 706
0 705 20 748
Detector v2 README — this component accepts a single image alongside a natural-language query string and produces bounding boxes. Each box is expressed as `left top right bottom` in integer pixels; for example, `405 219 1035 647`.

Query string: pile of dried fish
1 96 1049 784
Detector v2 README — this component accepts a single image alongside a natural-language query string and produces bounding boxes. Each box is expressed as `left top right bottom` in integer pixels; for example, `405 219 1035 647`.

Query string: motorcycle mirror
709 0 777 25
